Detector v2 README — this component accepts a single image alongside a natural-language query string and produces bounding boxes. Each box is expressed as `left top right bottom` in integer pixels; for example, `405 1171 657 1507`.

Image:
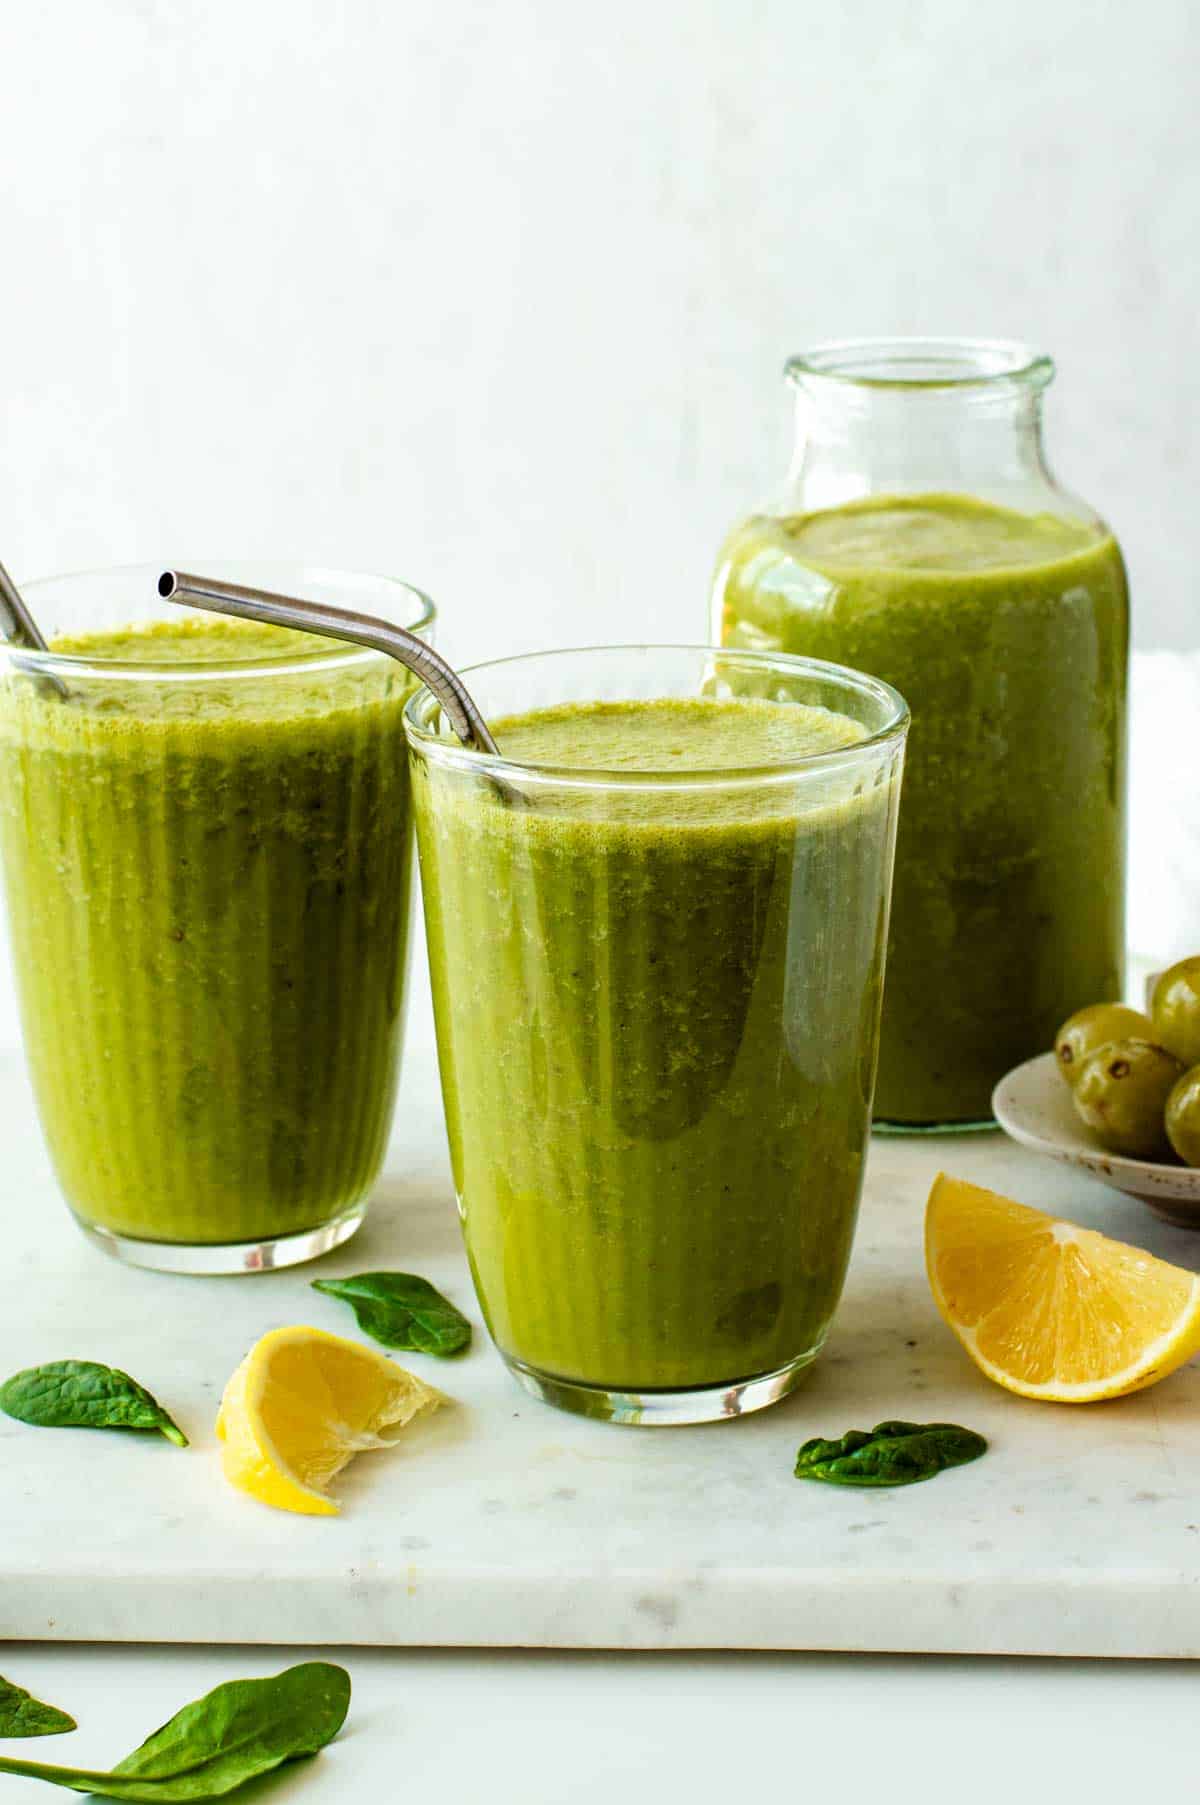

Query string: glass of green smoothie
0 564 433 1273
713 339 1129 1131
406 646 907 1424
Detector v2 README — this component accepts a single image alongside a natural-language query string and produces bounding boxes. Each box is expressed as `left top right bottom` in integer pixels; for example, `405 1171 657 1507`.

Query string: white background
0 0 1196 670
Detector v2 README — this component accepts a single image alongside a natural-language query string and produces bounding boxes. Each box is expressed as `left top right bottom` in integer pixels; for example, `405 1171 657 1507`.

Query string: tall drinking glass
406 646 907 1424
0 564 434 1273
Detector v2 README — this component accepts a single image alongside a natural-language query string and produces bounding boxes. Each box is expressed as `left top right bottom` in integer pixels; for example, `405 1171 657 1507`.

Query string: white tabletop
1 1640 1194 1804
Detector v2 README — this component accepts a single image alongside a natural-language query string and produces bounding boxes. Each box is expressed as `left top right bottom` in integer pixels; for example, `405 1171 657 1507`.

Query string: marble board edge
6 1569 1200 1659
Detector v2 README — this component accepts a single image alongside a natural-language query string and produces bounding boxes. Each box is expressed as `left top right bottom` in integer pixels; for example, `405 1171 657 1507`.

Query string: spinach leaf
0 1676 76 1739
0 1661 349 1799
794 1420 987 1487
0 1361 188 1448
312 1271 472 1356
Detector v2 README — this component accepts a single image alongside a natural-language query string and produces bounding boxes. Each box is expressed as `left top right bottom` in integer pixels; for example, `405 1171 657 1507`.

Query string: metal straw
0 557 50 651
0 556 68 697
158 570 499 754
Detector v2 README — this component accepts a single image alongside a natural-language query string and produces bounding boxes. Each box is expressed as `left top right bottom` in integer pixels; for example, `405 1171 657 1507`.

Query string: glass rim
785 336 1055 393
1 561 436 682
404 643 909 789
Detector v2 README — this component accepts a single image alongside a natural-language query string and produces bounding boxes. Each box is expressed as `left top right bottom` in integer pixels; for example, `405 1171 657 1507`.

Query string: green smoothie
714 494 1128 1125
413 694 901 1392
0 617 415 1245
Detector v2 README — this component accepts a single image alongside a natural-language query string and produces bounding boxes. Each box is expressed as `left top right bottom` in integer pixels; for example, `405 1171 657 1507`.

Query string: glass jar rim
786 337 1055 393
404 643 909 789
2 562 436 682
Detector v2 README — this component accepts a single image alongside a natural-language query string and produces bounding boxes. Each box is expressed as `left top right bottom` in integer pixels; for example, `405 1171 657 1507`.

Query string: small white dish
992 1051 1200 1229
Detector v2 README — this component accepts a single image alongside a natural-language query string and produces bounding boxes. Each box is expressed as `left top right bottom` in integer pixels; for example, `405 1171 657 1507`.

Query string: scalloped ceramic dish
992 1051 1200 1229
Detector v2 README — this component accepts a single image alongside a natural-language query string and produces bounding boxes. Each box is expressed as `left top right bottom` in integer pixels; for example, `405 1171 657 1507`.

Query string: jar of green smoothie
0 564 432 1272
713 339 1129 1129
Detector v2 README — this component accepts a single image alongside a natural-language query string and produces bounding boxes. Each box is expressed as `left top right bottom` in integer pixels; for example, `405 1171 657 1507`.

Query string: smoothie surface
781 492 1104 572
492 695 868 774
50 617 338 663
26 617 398 730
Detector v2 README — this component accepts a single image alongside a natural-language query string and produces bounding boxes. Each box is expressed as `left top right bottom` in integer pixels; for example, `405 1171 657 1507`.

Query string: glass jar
406 645 907 1423
0 564 433 1272
712 339 1129 1130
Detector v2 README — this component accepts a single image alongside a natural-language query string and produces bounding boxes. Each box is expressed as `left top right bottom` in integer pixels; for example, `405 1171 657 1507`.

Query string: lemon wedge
216 1325 442 1515
925 1173 1200 1402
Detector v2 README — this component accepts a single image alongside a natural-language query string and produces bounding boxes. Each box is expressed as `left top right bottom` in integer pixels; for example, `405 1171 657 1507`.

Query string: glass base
873 1115 999 1135
501 1348 817 1426
77 1204 366 1275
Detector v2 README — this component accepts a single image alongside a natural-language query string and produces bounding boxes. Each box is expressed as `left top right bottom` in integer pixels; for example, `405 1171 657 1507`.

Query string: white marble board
4 985 1200 1659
